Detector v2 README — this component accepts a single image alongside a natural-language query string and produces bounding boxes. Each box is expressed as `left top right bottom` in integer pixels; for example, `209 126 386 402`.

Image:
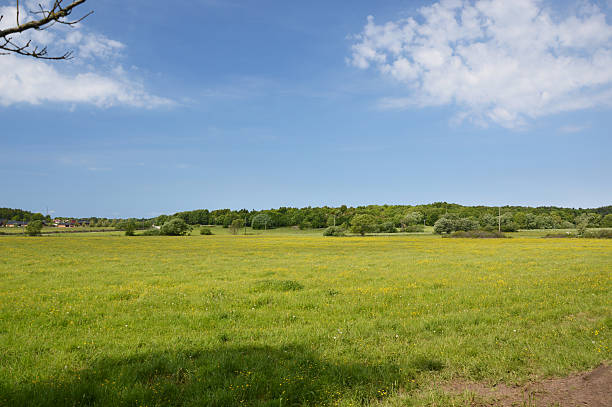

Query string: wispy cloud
349 0 612 128
559 124 589 134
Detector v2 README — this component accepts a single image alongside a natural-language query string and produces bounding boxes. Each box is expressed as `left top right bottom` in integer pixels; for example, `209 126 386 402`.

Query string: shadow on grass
1 345 417 406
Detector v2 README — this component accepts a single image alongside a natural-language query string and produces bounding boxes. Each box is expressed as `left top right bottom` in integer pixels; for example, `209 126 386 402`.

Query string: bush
377 222 397 233
582 229 612 239
160 218 191 236
124 221 136 236
500 222 519 232
448 230 508 238
401 224 425 233
25 220 43 236
323 226 346 237
141 229 161 236
200 227 213 235
299 221 312 230
543 232 575 238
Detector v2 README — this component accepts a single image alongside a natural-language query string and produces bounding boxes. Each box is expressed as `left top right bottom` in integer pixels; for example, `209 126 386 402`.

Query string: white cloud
350 0 612 127
0 55 171 107
0 2 169 108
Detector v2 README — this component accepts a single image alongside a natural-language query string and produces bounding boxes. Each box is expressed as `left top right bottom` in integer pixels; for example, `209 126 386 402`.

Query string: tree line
3 203 611 231
158 203 612 230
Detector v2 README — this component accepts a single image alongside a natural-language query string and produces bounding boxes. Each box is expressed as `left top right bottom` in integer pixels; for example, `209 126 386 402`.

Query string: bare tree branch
0 0 91 60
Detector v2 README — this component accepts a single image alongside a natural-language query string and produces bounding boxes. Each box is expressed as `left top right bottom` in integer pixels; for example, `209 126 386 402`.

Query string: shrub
25 220 43 236
323 226 346 237
582 229 612 239
141 229 161 236
299 221 312 230
500 222 519 232
543 232 575 238
402 224 425 233
449 230 508 238
377 222 397 233
160 218 191 236
124 221 136 236
200 227 213 235
252 214 273 230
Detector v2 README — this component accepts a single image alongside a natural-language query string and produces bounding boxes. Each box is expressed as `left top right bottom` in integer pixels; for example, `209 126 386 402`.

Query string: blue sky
1 0 611 218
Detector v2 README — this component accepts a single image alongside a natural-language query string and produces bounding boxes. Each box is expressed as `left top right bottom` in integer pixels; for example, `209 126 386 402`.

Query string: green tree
252 214 273 230
25 220 43 236
403 211 423 226
160 218 191 236
350 214 377 236
124 221 136 236
433 215 458 234
601 214 612 228
229 219 244 235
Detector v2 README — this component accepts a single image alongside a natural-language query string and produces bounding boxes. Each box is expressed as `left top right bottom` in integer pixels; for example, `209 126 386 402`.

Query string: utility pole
498 206 501 233
244 216 247 235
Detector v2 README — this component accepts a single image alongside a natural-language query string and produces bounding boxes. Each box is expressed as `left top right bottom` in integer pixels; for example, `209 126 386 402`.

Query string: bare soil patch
444 363 611 406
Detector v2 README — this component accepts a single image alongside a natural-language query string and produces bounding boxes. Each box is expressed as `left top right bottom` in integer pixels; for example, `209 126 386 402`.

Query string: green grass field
0 234 610 406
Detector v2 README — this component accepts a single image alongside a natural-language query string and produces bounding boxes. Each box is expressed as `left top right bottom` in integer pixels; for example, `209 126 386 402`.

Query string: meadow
0 233 610 406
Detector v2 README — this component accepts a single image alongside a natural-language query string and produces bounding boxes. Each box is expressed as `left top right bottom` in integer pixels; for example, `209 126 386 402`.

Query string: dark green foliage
582 229 612 239
141 229 161 236
543 232 575 238
323 226 346 236
124 221 136 236
25 220 43 236
449 230 508 238
377 222 397 233
350 214 377 236
0 208 49 222
401 224 425 233
601 214 612 228
199 227 213 236
160 218 191 236
252 214 273 230
434 215 479 234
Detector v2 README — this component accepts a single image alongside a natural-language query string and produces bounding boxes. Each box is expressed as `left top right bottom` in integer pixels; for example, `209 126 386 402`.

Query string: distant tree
124 221 136 236
25 220 43 236
160 218 191 236
576 213 601 228
377 221 397 233
350 214 377 236
433 215 460 234
602 214 612 228
403 211 424 226
252 214 273 230
229 219 244 235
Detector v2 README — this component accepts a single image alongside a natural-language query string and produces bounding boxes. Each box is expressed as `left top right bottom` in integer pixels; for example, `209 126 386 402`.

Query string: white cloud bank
350 0 612 127
0 2 170 108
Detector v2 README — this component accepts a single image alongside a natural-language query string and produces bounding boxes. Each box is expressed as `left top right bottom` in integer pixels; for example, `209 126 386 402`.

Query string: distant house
57 223 70 228
6 220 27 228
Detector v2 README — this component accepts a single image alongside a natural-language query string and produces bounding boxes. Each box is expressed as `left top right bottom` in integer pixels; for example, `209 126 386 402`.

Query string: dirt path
444 363 611 406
